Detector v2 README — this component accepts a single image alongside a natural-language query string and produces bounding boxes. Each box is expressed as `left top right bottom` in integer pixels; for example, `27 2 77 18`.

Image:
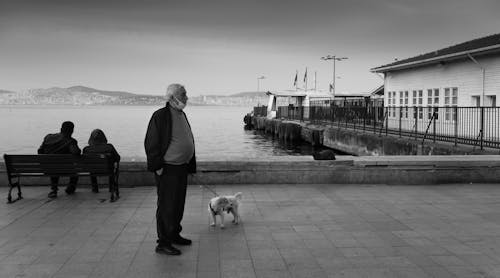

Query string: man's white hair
165 83 186 101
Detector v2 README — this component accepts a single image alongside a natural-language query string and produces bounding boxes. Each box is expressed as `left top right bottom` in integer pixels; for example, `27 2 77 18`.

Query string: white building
266 90 333 119
371 34 500 141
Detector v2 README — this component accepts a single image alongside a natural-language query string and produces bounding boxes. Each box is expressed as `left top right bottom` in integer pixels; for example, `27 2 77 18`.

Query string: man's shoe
65 186 76 195
172 236 192 246
155 244 181 255
48 191 57 199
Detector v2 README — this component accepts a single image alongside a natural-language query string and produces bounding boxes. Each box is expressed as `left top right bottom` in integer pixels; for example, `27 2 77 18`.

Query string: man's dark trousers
50 176 78 192
155 164 188 246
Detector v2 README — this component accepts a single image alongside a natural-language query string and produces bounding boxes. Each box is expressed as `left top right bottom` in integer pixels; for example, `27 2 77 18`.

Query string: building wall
384 53 500 107
382 54 500 140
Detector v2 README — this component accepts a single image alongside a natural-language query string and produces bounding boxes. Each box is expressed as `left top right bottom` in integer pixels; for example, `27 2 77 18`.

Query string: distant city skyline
1 0 499 96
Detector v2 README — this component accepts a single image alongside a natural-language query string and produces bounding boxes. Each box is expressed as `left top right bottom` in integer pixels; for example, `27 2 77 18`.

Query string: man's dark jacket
38 133 81 155
144 103 196 173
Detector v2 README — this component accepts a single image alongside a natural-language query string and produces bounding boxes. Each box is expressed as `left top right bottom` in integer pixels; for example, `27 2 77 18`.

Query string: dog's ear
234 192 242 200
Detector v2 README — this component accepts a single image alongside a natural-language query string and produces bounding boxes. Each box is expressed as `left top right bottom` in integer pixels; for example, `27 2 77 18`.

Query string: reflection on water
242 129 342 157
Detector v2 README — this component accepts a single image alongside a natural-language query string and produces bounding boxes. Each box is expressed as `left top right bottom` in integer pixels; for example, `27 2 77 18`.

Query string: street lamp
257 76 266 92
321 55 348 97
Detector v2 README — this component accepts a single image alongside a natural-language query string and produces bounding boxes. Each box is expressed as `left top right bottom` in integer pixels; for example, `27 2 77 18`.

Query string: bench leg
7 177 21 204
109 175 119 202
17 183 23 201
7 184 13 204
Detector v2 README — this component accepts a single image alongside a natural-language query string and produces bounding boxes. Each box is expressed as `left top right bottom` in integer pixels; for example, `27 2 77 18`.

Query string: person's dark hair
88 129 108 145
60 121 74 135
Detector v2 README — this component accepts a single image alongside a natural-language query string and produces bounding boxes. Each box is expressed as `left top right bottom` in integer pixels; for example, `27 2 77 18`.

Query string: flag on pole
303 67 308 83
293 71 298 87
329 83 334 92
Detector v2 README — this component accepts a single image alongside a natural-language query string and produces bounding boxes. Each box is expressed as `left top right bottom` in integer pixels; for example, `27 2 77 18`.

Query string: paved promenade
1 184 500 278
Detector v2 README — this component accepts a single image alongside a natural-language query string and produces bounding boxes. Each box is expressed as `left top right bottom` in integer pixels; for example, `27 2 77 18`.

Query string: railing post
454 106 458 146
385 109 388 136
480 107 484 150
399 107 402 138
433 110 437 143
414 107 418 140
353 110 356 131
363 106 367 132
331 106 335 124
345 108 348 128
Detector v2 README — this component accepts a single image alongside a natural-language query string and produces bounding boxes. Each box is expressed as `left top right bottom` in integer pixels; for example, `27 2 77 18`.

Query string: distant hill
66 86 141 98
0 89 16 94
0 86 268 106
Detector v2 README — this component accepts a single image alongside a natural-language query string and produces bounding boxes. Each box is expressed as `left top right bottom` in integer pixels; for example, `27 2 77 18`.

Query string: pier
251 107 500 156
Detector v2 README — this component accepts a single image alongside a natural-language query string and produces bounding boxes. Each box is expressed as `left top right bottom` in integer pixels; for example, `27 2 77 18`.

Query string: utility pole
321 55 348 97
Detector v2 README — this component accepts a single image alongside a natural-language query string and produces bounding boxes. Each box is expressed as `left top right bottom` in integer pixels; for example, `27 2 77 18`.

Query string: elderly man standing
144 83 196 256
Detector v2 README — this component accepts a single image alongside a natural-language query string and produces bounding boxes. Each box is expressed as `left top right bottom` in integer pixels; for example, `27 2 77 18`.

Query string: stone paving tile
1 184 500 277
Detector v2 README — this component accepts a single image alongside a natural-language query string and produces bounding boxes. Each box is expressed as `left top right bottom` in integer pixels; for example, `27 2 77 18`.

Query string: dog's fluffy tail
234 192 242 200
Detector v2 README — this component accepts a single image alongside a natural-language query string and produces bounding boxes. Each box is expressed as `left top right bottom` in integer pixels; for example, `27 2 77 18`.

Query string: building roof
371 33 500 73
369 85 384 96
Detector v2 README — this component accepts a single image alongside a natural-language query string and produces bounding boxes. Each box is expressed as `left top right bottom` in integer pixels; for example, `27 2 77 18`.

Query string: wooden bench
3 154 119 203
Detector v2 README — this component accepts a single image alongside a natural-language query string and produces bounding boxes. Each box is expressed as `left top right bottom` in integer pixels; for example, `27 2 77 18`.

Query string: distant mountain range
0 89 16 94
0 86 268 106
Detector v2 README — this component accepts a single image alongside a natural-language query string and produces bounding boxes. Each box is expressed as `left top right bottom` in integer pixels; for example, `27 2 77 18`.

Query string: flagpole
304 67 308 92
314 71 317 91
294 70 298 91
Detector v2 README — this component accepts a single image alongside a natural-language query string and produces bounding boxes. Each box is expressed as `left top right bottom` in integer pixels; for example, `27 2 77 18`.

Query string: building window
426 89 439 119
434 89 439 104
412 90 416 107
389 92 396 117
445 87 458 121
472 96 480 107
487 95 496 107
418 90 423 119
427 89 432 119
452 88 457 106
433 89 439 120
445 88 450 121
404 91 408 118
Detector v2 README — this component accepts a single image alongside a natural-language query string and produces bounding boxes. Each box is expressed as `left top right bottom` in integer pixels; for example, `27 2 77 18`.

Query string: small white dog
208 192 242 228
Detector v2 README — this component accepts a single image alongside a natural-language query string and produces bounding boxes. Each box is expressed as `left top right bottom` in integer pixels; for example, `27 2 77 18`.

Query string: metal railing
271 105 500 149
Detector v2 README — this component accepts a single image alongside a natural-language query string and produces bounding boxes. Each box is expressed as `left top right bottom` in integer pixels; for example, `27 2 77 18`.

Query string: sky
1 0 499 96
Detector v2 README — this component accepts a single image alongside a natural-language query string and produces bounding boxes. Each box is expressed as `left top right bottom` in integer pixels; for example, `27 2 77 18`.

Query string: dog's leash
200 184 219 197
191 175 219 196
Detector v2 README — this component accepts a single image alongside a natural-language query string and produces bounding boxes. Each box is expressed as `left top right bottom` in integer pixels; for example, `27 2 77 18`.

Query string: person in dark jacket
144 83 196 256
82 129 120 193
38 121 81 198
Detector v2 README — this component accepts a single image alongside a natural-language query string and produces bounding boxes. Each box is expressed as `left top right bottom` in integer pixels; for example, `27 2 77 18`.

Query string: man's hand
156 168 163 176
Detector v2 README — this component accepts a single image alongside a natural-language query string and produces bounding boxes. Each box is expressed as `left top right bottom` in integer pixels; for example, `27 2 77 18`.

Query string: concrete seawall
1 156 499 187
252 116 500 156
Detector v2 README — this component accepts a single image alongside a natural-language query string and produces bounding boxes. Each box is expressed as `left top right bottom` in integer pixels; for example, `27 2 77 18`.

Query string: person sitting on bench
82 129 120 193
38 121 81 198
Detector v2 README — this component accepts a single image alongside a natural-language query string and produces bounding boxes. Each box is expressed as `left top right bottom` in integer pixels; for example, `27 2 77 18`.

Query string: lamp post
321 55 348 97
257 76 265 92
